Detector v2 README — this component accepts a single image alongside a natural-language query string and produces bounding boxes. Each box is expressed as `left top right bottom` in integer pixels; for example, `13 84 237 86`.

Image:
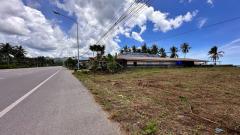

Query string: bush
142 121 158 135
88 54 123 73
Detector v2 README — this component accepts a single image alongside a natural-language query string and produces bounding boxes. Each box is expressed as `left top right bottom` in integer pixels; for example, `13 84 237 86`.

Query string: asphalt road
0 67 121 135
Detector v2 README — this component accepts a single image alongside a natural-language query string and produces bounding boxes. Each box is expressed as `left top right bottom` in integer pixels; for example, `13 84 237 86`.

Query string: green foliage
106 54 122 73
179 96 188 103
132 45 137 53
141 43 148 53
142 121 158 135
181 43 191 58
64 57 77 69
89 44 105 57
151 44 158 54
159 48 167 58
170 46 178 58
0 43 60 69
88 54 122 73
208 46 224 65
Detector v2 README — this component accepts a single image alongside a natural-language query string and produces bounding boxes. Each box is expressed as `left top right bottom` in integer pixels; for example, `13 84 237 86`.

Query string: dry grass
74 67 240 135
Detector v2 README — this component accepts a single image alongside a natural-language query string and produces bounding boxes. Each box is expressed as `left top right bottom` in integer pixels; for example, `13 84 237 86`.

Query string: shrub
142 120 158 135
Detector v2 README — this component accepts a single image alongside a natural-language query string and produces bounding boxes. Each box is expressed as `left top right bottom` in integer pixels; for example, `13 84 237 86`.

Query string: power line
101 0 153 44
148 16 240 44
102 0 154 44
96 0 151 44
99 1 146 44
95 0 139 44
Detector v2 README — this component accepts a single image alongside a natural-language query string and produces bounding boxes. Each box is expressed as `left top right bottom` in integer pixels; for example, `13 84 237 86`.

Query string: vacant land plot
74 67 240 135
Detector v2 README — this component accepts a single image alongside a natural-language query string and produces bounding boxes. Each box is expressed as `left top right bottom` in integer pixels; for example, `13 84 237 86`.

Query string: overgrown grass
74 67 240 134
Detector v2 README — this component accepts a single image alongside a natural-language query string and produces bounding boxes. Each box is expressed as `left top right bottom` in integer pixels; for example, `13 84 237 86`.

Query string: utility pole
53 10 80 70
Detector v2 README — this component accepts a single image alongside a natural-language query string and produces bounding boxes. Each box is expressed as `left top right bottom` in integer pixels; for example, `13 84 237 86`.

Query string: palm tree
13 46 26 59
208 46 224 65
0 43 13 66
89 44 105 57
159 48 167 58
89 45 95 56
132 45 136 53
180 43 191 58
100 45 105 56
123 45 130 53
170 46 178 58
141 43 147 53
151 44 158 54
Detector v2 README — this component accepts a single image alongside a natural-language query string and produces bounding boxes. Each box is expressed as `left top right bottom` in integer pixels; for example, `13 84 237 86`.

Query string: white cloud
180 0 214 6
179 0 192 3
148 9 198 32
25 0 41 9
198 18 208 28
0 0 197 57
0 0 76 57
207 0 214 6
132 32 144 42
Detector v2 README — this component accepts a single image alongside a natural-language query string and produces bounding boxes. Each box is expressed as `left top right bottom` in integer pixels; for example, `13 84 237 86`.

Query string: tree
132 45 137 53
65 57 77 69
106 54 122 73
151 44 158 54
159 48 167 58
89 45 95 56
180 43 191 58
123 45 129 52
89 44 105 57
170 46 178 58
208 46 224 65
0 43 13 66
12 46 26 59
141 43 147 53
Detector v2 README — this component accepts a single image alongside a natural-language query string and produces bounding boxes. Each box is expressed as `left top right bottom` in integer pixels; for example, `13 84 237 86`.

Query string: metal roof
117 54 208 62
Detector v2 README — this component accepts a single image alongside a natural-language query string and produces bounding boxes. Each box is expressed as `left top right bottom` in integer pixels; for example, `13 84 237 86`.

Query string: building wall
126 60 176 67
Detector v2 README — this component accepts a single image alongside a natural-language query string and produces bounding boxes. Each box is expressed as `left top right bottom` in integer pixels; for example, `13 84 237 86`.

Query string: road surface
0 67 121 135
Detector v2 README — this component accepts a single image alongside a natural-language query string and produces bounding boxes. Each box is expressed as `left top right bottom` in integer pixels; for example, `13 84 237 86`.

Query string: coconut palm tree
208 46 224 65
132 45 136 53
0 43 13 66
141 43 147 53
89 45 95 56
180 43 191 58
89 44 105 57
170 46 178 58
151 44 158 54
159 48 167 58
13 45 26 59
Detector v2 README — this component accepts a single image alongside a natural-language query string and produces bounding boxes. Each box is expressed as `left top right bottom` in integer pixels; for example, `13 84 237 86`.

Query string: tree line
120 43 191 58
120 43 224 65
0 43 61 69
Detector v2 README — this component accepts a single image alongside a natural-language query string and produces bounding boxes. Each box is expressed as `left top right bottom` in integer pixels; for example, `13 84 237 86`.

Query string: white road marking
0 77 4 80
0 70 60 118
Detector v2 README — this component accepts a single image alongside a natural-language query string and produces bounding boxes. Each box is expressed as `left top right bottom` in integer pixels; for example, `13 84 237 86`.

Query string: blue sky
1 0 240 64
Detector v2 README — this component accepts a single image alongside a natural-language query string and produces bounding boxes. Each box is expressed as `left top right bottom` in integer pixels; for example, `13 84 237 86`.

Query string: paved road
0 67 121 135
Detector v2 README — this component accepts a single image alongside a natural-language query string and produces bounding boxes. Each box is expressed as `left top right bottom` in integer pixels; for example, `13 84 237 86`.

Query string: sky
0 0 239 65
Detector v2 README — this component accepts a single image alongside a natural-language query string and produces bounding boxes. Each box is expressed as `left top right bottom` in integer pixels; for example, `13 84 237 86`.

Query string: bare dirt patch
74 67 240 134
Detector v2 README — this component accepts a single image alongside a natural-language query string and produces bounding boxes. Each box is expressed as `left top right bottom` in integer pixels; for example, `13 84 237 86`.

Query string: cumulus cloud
132 32 144 42
0 0 76 57
25 0 41 9
0 0 197 57
149 9 198 32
